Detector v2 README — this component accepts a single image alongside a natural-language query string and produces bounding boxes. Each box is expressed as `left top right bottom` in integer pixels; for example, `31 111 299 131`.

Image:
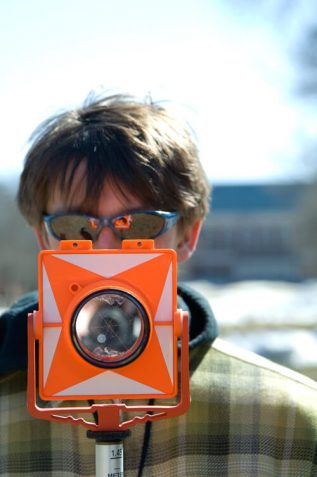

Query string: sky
0 0 315 184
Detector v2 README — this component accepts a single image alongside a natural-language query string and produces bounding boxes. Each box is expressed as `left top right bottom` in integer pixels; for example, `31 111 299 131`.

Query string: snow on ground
187 279 317 379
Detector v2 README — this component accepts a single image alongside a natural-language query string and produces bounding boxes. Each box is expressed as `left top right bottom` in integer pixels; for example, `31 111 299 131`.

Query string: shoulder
193 337 317 394
191 337 317 426
210 337 317 390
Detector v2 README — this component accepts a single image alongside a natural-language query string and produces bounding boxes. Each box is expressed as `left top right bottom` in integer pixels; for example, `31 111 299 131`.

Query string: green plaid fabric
1 337 316 476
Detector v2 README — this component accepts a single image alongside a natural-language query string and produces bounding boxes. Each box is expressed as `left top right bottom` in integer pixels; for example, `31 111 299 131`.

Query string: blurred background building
182 182 308 282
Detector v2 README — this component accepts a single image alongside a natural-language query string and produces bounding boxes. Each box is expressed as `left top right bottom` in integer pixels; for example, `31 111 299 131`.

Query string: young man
1 94 317 476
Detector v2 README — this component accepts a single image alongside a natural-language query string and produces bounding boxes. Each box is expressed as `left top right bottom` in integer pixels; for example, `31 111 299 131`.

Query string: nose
94 226 121 249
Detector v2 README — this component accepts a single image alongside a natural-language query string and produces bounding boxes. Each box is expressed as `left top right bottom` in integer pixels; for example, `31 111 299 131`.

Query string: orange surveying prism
27 239 190 433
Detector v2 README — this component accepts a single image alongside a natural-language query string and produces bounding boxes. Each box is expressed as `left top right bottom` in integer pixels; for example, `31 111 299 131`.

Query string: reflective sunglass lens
50 215 99 241
114 213 165 239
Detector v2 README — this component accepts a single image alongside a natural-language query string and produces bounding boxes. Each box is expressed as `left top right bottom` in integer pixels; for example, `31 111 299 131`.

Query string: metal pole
95 440 124 477
87 430 130 477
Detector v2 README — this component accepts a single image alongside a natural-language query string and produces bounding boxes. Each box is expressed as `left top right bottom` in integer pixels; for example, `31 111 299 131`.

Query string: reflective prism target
36 240 179 400
71 289 150 368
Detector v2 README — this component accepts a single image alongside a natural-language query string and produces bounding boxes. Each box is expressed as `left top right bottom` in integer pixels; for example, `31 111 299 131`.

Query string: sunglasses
43 210 180 242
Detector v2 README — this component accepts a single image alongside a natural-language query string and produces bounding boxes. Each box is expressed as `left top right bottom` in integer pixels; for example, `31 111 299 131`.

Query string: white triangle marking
52 253 162 278
42 265 62 323
54 370 164 396
43 327 61 386
155 325 174 383
154 263 173 322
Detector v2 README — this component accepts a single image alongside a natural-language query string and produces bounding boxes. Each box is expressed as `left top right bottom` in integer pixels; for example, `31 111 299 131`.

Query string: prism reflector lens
71 290 150 368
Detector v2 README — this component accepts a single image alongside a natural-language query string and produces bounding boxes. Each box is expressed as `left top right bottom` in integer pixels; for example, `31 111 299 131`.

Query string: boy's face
34 164 201 263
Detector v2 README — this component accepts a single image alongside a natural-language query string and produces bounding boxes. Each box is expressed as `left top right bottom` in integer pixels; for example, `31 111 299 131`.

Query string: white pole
95 440 124 477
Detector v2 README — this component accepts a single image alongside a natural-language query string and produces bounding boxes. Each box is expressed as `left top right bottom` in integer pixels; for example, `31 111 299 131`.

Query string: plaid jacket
0 288 317 476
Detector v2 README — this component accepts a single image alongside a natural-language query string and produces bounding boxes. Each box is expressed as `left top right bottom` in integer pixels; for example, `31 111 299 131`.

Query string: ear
32 226 48 250
176 219 202 263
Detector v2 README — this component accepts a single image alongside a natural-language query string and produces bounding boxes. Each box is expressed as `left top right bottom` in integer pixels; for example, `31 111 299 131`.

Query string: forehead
46 163 144 216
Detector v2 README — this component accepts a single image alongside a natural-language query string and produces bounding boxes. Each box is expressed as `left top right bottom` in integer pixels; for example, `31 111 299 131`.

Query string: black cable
137 399 154 477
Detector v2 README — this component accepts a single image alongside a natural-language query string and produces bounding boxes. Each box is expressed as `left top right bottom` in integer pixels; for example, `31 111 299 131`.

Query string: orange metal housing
27 240 190 432
35 240 180 400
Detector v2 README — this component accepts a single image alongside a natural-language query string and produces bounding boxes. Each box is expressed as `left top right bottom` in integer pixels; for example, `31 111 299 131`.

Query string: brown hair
17 94 211 231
